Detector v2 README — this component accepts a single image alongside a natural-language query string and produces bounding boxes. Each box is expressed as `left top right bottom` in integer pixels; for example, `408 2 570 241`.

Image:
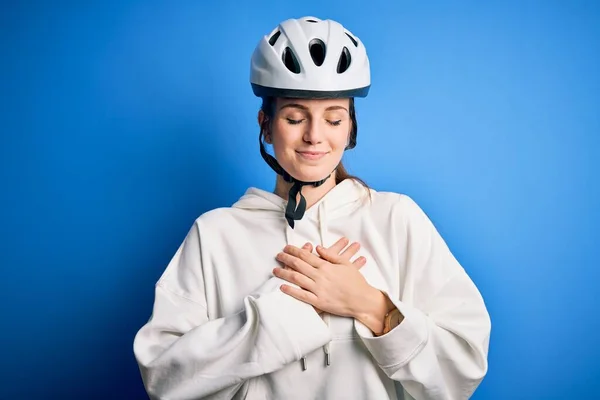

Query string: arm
354 195 491 400
133 221 331 400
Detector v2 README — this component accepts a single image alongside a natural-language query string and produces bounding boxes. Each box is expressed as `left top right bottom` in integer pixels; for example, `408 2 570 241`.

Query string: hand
273 238 376 319
280 237 365 315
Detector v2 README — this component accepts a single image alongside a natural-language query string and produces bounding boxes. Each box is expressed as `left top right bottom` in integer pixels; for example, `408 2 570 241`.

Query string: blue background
1 1 598 399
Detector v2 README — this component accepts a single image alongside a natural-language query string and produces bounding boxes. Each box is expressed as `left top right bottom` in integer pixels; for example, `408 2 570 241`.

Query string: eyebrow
279 103 349 113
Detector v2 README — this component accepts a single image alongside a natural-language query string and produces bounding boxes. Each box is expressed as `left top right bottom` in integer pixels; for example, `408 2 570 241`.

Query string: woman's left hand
273 243 381 319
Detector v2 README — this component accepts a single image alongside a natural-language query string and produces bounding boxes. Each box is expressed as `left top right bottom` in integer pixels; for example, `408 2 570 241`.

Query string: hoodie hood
233 178 370 223
233 178 371 250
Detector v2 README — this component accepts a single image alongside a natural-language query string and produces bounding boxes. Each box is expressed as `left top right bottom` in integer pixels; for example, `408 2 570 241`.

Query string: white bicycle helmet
250 16 370 98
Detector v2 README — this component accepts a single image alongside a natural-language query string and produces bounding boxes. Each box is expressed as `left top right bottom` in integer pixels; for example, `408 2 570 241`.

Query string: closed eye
327 120 342 126
286 118 305 125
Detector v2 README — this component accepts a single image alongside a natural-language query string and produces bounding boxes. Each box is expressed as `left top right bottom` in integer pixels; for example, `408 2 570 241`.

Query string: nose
302 119 324 144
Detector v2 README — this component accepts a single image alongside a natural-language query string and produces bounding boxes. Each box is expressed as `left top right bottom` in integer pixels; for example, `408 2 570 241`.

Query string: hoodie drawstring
298 201 333 371
317 202 332 368
323 315 331 366
318 201 328 248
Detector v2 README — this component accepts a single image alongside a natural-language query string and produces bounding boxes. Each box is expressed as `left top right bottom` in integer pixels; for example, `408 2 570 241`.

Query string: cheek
331 128 350 150
270 124 298 154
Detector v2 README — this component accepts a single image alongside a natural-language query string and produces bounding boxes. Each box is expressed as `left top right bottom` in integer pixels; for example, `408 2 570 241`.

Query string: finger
340 242 361 260
352 256 367 269
327 237 349 255
282 243 311 270
282 245 324 269
276 251 319 279
315 244 343 265
280 284 320 308
273 267 316 291
302 242 314 253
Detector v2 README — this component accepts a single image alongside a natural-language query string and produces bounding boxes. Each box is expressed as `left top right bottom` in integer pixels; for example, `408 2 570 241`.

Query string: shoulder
195 206 237 225
368 188 433 229
371 188 425 215
187 206 247 238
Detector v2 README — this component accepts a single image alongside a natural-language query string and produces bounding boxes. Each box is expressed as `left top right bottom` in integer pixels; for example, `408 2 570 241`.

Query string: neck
274 173 338 209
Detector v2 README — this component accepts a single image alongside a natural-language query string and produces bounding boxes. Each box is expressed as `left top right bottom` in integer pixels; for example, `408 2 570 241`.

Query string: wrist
354 288 395 335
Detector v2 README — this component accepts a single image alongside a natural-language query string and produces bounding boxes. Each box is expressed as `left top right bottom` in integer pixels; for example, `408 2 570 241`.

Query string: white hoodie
133 179 491 400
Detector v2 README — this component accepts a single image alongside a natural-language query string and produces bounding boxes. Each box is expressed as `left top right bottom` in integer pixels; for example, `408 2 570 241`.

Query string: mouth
296 151 328 160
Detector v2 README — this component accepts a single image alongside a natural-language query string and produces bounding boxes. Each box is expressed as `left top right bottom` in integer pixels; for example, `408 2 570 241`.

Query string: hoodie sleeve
355 195 491 400
133 220 332 400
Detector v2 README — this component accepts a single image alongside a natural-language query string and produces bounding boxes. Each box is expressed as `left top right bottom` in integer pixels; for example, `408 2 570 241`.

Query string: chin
287 165 335 183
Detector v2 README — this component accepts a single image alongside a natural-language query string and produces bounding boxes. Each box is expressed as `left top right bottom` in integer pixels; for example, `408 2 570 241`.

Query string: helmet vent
282 47 301 74
309 39 326 66
336 47 351 73
306 19 318 23
269 30 281 46
345 32 358 47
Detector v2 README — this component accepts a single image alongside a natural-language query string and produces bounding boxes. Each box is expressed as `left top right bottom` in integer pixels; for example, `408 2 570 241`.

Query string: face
260 98 352 183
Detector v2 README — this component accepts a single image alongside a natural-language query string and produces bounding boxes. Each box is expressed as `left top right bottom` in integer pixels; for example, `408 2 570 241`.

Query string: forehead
276 97 350 111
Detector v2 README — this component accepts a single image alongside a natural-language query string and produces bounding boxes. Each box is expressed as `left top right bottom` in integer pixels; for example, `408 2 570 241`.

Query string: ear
258 110 265 127
258 110 273 144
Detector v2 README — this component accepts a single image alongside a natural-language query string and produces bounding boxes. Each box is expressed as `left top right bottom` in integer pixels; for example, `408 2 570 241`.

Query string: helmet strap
260 138 332 228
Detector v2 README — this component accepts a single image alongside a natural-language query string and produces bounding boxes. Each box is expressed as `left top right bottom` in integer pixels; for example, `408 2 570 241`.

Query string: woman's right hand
284 237 366 315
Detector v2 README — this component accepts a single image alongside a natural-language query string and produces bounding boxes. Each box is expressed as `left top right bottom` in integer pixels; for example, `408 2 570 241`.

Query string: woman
134 16 491 400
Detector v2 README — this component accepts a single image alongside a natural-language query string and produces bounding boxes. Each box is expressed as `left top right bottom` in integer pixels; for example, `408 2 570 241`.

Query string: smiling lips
296 151 328 160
